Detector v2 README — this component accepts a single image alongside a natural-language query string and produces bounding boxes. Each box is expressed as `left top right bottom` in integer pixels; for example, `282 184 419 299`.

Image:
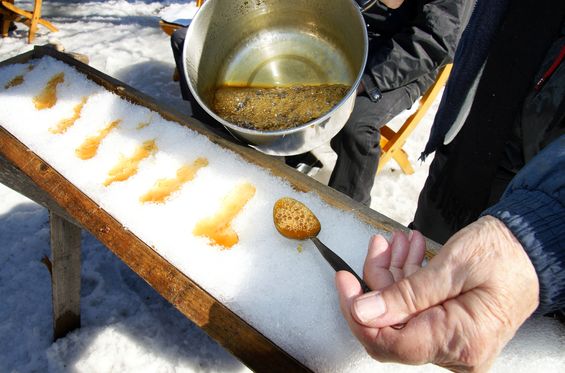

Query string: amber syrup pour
4 64 34 90
103 139 157 186
75 119 122 160
4 75 24 90
140 157 209 203
33 72 65 110
193 182 256 248
136 121 150 130
50 96 89 134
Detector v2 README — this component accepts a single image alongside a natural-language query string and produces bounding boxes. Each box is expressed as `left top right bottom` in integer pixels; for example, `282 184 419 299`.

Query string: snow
0 1 563 372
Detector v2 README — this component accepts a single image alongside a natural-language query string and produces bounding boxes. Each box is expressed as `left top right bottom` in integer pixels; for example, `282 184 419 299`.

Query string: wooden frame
0 46 439 371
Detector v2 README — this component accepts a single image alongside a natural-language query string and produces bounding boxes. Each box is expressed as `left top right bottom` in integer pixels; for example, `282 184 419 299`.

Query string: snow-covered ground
0 1 563 372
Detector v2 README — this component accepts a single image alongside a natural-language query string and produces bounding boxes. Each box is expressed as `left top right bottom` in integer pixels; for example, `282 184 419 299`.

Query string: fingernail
353 292 386 323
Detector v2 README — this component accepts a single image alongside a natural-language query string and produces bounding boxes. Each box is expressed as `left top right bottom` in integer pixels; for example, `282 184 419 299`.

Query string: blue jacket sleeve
482 135 565 314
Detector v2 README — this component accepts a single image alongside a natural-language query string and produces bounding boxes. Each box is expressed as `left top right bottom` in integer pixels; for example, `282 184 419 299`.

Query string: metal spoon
273 197 371 293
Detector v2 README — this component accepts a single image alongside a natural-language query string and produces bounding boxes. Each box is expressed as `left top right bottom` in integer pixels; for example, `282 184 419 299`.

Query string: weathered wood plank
0 154 82 226
0 49 34 66
49 211 82 340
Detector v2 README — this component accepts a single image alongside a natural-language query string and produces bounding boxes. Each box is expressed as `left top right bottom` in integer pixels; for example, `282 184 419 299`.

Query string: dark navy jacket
423 0 565 315
483 135 565 315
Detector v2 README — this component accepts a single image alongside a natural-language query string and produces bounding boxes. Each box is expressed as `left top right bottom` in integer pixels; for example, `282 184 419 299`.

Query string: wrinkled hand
336 216 539 372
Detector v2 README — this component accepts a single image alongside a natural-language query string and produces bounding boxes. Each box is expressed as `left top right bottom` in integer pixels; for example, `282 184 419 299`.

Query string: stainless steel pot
182 0 375 155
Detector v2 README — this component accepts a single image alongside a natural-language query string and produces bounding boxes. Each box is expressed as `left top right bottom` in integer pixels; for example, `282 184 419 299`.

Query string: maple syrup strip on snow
4 75 24 90
4 64 34 90
50 96 89 134
103 139 157 186
33 72 65 110
139 157 209 203
193 182 256 248
136 121 150 130
75 119 121 160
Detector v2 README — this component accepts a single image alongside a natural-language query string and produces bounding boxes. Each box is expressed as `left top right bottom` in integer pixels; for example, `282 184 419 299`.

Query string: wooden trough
0 46 439 372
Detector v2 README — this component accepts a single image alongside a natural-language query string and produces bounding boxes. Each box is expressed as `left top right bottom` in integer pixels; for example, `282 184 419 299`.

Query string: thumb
351 255 464 327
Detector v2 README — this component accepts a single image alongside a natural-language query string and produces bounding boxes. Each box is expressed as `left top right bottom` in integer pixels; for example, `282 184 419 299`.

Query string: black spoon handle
310 237 371 293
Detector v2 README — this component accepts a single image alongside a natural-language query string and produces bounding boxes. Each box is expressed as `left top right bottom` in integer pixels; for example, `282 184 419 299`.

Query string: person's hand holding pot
336 216 539 371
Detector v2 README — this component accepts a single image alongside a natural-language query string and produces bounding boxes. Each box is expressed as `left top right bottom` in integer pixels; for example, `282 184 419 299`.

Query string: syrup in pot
212 84 349 131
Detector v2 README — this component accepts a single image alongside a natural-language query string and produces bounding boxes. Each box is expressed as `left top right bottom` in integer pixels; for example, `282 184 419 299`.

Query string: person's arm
337 218 539 371
335 136 564 370
361 0 471 100
482 134 565 314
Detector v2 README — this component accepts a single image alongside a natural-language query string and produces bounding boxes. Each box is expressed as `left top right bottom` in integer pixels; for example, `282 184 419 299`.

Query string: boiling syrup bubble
273 197 321 240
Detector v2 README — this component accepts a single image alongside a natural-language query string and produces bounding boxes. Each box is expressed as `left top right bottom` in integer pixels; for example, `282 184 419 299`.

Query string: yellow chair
159 0 204 36
377 63 452 174
0 0 58 43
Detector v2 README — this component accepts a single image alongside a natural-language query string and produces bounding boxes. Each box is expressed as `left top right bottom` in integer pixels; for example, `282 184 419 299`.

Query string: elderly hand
336 216 539 371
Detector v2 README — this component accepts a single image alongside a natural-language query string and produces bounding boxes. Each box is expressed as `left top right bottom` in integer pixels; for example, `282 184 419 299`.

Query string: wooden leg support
49 211 81 340
392 147 415 175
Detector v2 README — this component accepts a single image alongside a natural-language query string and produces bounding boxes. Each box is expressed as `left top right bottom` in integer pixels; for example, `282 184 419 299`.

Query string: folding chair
0 0 58 43
159 0 204 36
377 63 452 174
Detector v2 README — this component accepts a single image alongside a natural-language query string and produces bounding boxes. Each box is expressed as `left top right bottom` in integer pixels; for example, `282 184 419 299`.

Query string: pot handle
354 0 379 12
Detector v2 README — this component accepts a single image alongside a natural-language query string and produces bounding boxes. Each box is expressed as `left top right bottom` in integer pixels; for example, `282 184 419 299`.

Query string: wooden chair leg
27 0 41 43
0 9 15 37
377 64 453 175
1 18 10 37
49 211 81 340
377 143 415 175
392 148 414 175
1 0 58 43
